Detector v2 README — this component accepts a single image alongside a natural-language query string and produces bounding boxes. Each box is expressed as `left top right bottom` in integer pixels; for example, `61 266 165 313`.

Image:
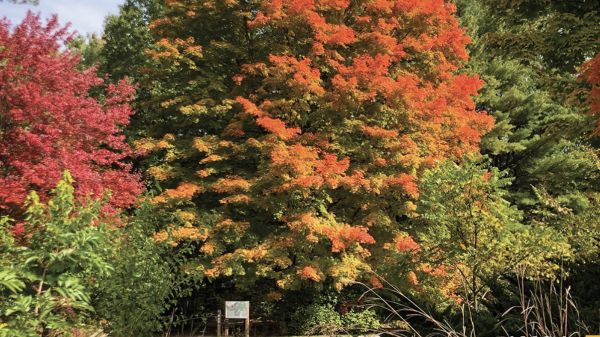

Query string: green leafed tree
68 34 105 71
92 201 174 337
416 158 572 312
100 0 163 83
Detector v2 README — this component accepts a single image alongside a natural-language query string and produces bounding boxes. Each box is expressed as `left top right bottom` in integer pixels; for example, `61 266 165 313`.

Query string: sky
0 0 125 36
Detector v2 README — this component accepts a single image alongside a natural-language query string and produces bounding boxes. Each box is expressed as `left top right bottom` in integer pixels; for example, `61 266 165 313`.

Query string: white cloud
0 0 124 35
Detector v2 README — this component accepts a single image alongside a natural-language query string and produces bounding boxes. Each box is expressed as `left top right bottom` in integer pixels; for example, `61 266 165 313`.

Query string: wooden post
245 301 250 337
224 318 229 337
217 310 222 337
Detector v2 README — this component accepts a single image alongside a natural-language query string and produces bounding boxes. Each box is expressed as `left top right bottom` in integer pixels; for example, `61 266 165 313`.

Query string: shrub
342 308 381 332
0 172 112 336
92 201 173 337
290 302 343 335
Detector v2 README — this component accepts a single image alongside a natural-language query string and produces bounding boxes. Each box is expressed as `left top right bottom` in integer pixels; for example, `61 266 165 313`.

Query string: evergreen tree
457 0 600 243
457 0 600 328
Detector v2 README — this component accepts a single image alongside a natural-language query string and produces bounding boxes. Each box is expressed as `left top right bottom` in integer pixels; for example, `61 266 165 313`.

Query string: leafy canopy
0 13 141 216
135 0 493 297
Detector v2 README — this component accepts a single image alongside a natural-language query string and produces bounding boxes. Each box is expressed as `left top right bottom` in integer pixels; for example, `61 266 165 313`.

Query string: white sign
225 301 249 319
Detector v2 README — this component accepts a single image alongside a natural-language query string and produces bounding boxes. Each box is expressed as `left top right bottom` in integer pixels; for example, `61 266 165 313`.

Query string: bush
0 172 112 336
92 201 173 337
289 292 382 335
342 308 381 332
291 302 343 335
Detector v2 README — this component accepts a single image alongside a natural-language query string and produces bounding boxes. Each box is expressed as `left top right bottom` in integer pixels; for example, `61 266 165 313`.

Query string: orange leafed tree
139 0 493 295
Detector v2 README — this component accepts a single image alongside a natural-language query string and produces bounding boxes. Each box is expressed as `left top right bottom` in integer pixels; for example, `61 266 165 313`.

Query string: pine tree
457 0 600 233
457 0 600 327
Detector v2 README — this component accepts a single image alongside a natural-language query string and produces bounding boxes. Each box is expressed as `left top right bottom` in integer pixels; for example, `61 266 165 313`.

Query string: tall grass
499 268 589 337
350 270 589 337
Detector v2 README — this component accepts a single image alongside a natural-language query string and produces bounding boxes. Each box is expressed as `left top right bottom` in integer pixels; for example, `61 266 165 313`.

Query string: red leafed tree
581 51 600 133
0 13 141 215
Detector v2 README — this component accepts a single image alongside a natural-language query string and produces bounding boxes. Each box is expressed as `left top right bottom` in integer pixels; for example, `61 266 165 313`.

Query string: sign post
225 301 250 337
217 309 222 337
245 316 250 337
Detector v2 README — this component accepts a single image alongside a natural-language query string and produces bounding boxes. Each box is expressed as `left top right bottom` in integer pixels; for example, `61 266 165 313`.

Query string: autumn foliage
139 0 493 294
581 51 600 133
0 13 141 215
2 0 600 334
